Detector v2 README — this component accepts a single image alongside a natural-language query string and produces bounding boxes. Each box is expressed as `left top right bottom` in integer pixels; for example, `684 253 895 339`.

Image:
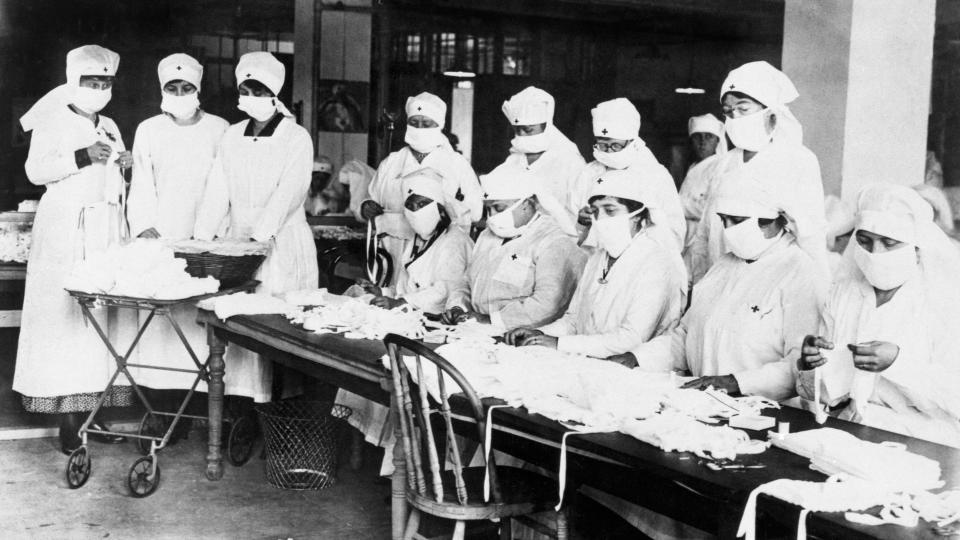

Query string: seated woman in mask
441 166 586 330
505 169 686 357
571 98 686 253
796 184 960 448
622 170 821 401
360 168 473 313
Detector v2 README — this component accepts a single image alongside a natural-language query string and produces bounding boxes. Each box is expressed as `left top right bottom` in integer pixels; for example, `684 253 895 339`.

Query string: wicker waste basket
256 401 351 490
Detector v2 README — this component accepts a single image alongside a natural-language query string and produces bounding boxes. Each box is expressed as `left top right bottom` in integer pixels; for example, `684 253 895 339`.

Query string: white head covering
405 92 447 129
401 168 446 207
713 169 781 220
587 168 661 210
825 194 856 249
20 44 120 132
591 98 640 140
313 156 333 174
855 184 937 247
720 61 803 145
688 113 724 138
481 166 536 201
158 53 202 89
235 52 293 118
502 86 554 127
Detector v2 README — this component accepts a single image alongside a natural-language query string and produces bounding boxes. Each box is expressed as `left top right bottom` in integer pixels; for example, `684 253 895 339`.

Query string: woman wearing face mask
441 166 586 330
194 51 318 403
620 170 821 402
359 168 472 313
504 169 685 357
496 86 586 236
796 184 960 448
362 92 482 287
687 62 828 299
571 98 686 255
15 45 132 454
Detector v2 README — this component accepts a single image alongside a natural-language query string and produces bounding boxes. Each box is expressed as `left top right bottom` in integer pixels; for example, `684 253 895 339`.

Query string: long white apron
14 110 132 410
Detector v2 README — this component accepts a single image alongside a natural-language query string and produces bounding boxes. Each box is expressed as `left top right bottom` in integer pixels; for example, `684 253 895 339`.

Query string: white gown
571 143 687 254
679 154 722 271
366 146 482 286
797 276 960 448
393 226 473 314
446 215 586 330
14 108 131 410
538 228 685 358
194 115 319 401
127 111 229 391
633 236 821 401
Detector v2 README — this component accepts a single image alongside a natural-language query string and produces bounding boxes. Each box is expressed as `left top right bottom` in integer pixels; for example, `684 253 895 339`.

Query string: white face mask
73 87 112 114
722 217 781 260
511 132 550 154
237 95 277 122
592 207 643 258
486 200 528 239
404 126 445 154
852 241 918 290
403 202 442 239
725 109 773 152
593 144 637 170
161 92 200 120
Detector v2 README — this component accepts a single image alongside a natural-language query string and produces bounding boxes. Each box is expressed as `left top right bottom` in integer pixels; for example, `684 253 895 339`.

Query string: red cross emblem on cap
511 254 518 260
601 128 608 135
729 84 736 90
596 178 604 184
513 118 519 124
417 106 422 111
246 73 251 78
176 66 182 70
103 67 108 72
407 189 413 194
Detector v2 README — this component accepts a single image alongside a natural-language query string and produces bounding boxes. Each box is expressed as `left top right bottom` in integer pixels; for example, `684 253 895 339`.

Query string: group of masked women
13 44 960 463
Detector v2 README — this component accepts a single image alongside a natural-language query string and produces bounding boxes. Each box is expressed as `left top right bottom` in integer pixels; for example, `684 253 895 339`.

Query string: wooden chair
384 333 568 540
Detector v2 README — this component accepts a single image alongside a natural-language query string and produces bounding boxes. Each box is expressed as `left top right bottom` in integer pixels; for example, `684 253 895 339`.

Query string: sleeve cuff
74 148 92 169
489 310 506 332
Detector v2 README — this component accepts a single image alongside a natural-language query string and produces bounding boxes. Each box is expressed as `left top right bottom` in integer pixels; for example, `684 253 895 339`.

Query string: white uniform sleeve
401 233 472 312
630 322 687 373
193 143 230 240
495 237 586 330
650 165 687 253
127 122 159 237
452 157 484 225
796 286 846 407
24 125 81 185
366 153 393 208
252 130 314 242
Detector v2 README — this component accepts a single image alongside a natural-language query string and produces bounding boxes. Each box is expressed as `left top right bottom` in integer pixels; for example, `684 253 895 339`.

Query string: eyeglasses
593 140 630 152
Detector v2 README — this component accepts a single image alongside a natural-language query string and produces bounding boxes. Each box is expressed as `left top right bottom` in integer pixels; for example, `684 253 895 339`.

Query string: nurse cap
502 86 554 126
587 168 661 209
401 168 447 207
66 45 120 87
591 98 640 140
856 183 934 247
481 164 536 201
235 52 285 95
158 53 203 90
688 113 724 138
405 92 447 129
720 61 798 108
713 169 781 220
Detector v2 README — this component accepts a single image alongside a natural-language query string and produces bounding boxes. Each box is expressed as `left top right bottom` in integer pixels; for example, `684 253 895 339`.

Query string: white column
450 81 475 162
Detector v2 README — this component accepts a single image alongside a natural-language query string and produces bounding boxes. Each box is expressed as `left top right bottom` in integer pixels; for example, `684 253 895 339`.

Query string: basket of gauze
168 239 270 289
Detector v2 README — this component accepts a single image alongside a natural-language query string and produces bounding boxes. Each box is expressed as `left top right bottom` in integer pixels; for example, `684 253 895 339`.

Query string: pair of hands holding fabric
86 142 132 169
503 328 558 350
798 335 900 373
440 306 490 325
355 279 407 310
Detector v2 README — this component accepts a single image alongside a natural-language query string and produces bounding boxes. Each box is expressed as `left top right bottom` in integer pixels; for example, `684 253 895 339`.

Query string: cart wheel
227 414 259 466
127 456 161 498
65 446 91 489
136 412 165 456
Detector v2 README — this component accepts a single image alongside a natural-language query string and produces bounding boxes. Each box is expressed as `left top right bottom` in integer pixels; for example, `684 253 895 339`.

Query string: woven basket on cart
173 252 266 289
256 401 352 491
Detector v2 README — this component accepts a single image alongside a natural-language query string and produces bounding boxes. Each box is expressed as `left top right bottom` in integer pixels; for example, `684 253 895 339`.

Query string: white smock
538 228 685 358
13 106 131 406
194 115 319 401
366 146 482 285
688 140 828 294
446 214 586 330
126 111 229 391
571 140 686 254
393 226 473 314
633 235 820 401
679 153 722 268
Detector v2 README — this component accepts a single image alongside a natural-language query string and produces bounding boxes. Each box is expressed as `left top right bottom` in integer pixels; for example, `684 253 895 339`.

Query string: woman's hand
848 341 899 373
606 352 638 369
115 150 133 170
798 335 833 371
361 200 384 220
577 205 593 227
138 228 160 239
520 333 557 349
356 279 382 297
504 327 542 346
370 296 405 310
681 375 740 395
441 306 468 325
86 141 112 163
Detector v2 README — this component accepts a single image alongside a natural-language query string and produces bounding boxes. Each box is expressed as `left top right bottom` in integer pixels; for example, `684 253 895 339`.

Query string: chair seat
407 466 559 521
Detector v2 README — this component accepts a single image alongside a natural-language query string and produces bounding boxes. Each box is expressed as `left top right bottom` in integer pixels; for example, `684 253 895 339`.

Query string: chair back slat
415 356 445 502
384 333 502 506
436 363 468 504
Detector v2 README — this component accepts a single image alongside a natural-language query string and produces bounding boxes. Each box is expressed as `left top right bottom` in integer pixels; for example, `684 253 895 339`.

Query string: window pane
477 36 494 75
502 35 530 76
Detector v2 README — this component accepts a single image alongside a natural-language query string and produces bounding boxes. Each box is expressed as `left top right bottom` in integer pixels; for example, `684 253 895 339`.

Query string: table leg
205 326 226 481
391 401 408 540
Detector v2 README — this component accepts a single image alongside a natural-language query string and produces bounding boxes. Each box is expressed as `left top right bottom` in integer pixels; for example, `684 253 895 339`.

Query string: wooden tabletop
201 312 960 539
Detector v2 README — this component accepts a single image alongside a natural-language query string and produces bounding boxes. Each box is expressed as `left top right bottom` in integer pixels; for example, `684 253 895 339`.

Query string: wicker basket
173 252 266 289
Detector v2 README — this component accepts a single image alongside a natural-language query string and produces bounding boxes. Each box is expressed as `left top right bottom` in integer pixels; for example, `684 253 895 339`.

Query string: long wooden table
198 311 960 540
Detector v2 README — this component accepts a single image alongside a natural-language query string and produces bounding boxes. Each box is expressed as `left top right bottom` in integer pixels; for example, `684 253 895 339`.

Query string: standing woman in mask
194 52 318 402
624 171 821 401
362 92 482 286
442 167 586 330
505 169 685 358
687 62 827 294
571 98 686 254
679 113 725 269
497 86 586 236
15 45 132 454
126 53 229 425
797 184 960 448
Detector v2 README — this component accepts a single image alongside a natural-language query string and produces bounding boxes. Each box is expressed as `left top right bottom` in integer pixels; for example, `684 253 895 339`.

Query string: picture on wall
317 80 369 133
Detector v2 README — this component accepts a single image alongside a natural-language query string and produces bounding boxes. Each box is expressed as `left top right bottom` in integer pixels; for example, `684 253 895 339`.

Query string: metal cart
63 281 258 497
